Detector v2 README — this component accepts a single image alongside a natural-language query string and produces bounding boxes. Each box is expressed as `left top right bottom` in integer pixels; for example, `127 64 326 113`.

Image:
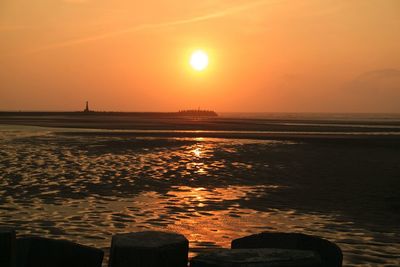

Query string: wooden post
16 237 104 267
231 232 342 267
0 228 16 267
191 248 322 267
108 231 188 267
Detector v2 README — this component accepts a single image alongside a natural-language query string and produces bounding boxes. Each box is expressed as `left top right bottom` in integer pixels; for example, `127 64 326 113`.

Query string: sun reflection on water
192 148 201 157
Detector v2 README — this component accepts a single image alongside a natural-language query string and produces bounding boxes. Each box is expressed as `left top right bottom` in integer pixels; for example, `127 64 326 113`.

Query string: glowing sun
190 50 209 71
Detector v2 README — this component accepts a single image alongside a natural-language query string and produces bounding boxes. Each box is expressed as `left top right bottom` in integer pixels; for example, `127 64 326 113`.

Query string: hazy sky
1 0 399 112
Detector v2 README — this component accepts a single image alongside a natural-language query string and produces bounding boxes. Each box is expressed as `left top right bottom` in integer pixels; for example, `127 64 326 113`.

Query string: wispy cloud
27 0 281 54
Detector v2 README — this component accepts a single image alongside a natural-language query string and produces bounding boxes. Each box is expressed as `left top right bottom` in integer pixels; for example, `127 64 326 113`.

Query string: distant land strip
0 110 218 117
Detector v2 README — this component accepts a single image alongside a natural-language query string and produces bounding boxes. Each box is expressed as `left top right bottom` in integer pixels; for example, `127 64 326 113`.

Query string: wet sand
0 116 400 266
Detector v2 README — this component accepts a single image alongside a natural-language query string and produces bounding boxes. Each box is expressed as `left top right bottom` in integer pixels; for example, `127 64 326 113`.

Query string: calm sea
220 112 400 122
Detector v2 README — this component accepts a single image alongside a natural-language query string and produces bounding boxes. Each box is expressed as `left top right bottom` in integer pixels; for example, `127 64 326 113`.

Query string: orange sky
1 0 400 112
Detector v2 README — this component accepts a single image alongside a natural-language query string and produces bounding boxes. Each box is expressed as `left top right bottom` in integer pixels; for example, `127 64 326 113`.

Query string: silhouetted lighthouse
84 101 90 112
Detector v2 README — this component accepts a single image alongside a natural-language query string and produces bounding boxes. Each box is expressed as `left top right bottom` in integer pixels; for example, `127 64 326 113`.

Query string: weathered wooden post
16 236 104 267
108 231 188 267
231 232 342 267
190 248 322 267
0 228 16 267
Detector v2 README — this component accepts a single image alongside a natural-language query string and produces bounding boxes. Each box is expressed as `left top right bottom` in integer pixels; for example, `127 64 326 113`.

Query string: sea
0 113 399 266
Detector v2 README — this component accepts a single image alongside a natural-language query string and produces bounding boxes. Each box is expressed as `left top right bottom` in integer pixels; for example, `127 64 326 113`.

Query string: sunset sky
1 0 399 112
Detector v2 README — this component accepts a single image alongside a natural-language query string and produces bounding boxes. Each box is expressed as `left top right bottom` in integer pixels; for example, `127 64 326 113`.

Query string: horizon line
1 110 400 115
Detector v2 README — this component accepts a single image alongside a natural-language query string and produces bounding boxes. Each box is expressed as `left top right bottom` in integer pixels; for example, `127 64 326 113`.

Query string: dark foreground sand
0 115 399 266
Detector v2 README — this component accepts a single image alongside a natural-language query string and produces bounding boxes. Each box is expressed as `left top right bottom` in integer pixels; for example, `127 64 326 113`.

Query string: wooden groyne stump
231 232 342 267
0 228 16 267
16 236 104 267
108 231 188 267
190 248 322 267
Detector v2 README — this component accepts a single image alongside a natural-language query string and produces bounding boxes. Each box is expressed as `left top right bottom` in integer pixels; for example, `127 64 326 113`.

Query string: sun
190 50 209 71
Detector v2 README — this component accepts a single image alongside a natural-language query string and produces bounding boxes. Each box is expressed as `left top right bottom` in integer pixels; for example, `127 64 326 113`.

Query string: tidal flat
0 121 399 266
